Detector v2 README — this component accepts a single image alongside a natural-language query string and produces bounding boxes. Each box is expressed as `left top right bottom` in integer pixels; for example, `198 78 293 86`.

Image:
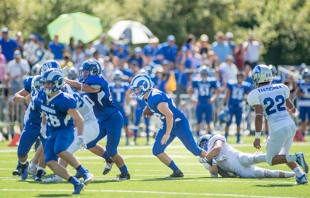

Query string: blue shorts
152 118 202 156
17 121 46 158
118 108 129 126
299 107 310 122
227 107 242 126
134 107 150 126
87 112 123 157
44 128 74 163
196 103 212 124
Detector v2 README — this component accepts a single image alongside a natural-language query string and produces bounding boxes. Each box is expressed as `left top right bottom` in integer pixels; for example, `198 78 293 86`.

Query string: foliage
1 0 310 65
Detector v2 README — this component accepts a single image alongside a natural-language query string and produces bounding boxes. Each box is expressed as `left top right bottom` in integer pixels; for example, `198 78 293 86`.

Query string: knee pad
17 144 31 158
106 144 118 157
152 145 164 156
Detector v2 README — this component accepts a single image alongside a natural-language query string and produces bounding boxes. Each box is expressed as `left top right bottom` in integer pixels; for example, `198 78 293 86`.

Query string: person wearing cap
225 32 236 55
143 36 160 65
157 35 178 63
48 35 65 60
243 34 263 69
15 31 24 55
114 41 130 62
199 34 210 55
219 55 238 83
129 47 143 68
211 31 232 63
0 27 18 62
94 33 108 56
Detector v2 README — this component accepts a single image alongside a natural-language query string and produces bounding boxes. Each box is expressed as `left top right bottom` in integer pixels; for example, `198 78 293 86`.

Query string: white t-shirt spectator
72 52 85 70
6 59 30 83
243 41 262 62
219 62 238 81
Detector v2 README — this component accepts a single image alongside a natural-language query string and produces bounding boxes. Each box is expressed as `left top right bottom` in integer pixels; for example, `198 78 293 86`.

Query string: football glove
76 135 86 150
40 123 48 139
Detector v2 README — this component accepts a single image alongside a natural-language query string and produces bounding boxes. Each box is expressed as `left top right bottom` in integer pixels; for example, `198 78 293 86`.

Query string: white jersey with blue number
64 84 95 122
247 83 294 131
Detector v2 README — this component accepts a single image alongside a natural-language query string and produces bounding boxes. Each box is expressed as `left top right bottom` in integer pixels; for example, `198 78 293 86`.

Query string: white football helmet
251 64 273 87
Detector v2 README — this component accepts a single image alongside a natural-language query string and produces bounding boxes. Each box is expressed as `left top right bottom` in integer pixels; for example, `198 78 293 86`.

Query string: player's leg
235 107 242 143
120 108 130 145
299 107 307 139
106 112 130 180
133 107 142 145
54 130 93 185
238 152 266 167
28 145 43 176
253 166 295 178
225 108 234 140
152 127 181 177
196 104 203 138
205 103 213 134
144 117 151 145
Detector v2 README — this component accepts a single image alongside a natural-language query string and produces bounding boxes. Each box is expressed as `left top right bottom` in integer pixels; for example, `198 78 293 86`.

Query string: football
143 106 153 118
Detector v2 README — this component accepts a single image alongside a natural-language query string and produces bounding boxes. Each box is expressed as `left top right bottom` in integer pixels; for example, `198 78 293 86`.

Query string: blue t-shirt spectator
158 42 178 62
0 28 18 61
48 39 65 60
211 41 232 63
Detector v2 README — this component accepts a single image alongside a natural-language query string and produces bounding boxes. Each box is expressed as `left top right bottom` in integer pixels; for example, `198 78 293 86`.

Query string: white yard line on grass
0 188 300 198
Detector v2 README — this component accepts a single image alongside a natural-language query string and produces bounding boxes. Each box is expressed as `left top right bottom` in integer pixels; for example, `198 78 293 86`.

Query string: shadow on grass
255 184 295 187
37 194 71 197
91 179 120 184
140 177 205 182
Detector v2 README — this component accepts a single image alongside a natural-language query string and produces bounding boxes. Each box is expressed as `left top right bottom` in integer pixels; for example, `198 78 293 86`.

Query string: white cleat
295 152 309 173
296 174 308 185
28 164 37 176
43 174 63 183
103 158 114 175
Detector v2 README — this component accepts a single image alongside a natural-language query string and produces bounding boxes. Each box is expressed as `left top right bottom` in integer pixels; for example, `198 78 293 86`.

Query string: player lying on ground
248 64 308 184
197 134 295 178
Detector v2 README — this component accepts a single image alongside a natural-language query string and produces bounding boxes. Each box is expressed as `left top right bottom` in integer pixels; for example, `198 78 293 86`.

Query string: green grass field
0 136 310 198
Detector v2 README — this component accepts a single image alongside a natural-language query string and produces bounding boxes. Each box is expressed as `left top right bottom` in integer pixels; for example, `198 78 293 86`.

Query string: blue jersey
191 77 220 102
272 76 282 84
146 89 185 126
227 81 252 106
23 77 42 125
35 90 76 132
297 80 310 101
84 75 117 121
109 82 129 107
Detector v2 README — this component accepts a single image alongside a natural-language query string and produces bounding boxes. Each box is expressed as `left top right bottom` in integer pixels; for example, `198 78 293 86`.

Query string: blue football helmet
251 64 273 87
41 68 64 95
197 134 213 151
199 65 210 81
219 110 231 123
31 75 43 96
130 74 153 100
113 70 123 85
68 68 78 81
39 60 61 75
79 59 102 82
31 64 40 76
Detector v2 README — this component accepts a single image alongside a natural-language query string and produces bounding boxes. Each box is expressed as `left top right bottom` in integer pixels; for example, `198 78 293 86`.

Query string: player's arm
209 162 219 176
157 102 173 144
65 79 100 93
223 88 231 106
41 113 46 125
67 109 84 136
13 89 30 103
205 140 223 162
253 104 263 149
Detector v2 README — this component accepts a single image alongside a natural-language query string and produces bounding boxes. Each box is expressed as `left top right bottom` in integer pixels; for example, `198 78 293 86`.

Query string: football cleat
103 158 114 175
115 173 130 181
20 161 29 180
166 170 184 178
72 182 85 194
74 169 89 179
43 174 63 183
296 174 308 185
34 169 45 182
83 173 94 185
28 163 37 176
295 152 309 173
12 164 21 176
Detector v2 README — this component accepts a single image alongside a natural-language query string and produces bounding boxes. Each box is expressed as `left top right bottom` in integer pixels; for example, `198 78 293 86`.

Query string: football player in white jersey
197 134 296 178
247 64 308 184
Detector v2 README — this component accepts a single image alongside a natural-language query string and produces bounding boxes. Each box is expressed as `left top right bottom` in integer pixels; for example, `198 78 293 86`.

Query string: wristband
255 132 261 139
80 83 83 91
289 107 295 111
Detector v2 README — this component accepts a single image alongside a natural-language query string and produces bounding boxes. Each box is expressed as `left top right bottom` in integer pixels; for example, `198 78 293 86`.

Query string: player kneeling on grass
130 74 210 178
35 68 93 194
248 64 308 184
197 134 296 178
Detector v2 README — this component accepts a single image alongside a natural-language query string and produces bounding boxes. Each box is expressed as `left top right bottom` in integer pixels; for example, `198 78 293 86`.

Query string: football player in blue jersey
187 66 220 137
223 72 251 143
297 68 310 139
109 70 131 145
36 68 93 194
12 75 47 181
65 59 130 180
130 74 209 178
269 65 282 84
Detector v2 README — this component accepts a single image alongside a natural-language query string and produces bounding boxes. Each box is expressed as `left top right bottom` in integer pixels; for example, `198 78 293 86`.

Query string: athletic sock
37 166 45 171
102 152 109 160
19 161 27 165
168 160 179 172
76 165 88 175
119 165 128 174
68 176 80 185
293 167 303 177
285 154 297 162
284 172 296 178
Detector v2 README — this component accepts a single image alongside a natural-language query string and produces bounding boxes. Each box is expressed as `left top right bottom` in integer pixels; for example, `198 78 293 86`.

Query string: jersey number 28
263 95 286 116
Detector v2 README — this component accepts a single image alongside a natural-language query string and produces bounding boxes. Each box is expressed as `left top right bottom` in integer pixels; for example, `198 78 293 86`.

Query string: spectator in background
178 46 192 69
60 52 74 69
211 31 232 63
94 33 108 56
15 31 24 54
174 62 188 105
198 34 210 55
72 46 85 70
143 36 160 65
204 50 219 70
225 32 236 57
77 40 85 50
188 46 203 69
157 35 178 63
243 34 263 69
48 35 64 60
183 34 196 50
66 37 75 56
235 42 244 70
114 41 130 62
299 63 307 75
0 27 18 62
151 64 168 93
0 45 6 83
129 47 143 68
219 55 238 83
85 42 95 59
108 40 116 59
